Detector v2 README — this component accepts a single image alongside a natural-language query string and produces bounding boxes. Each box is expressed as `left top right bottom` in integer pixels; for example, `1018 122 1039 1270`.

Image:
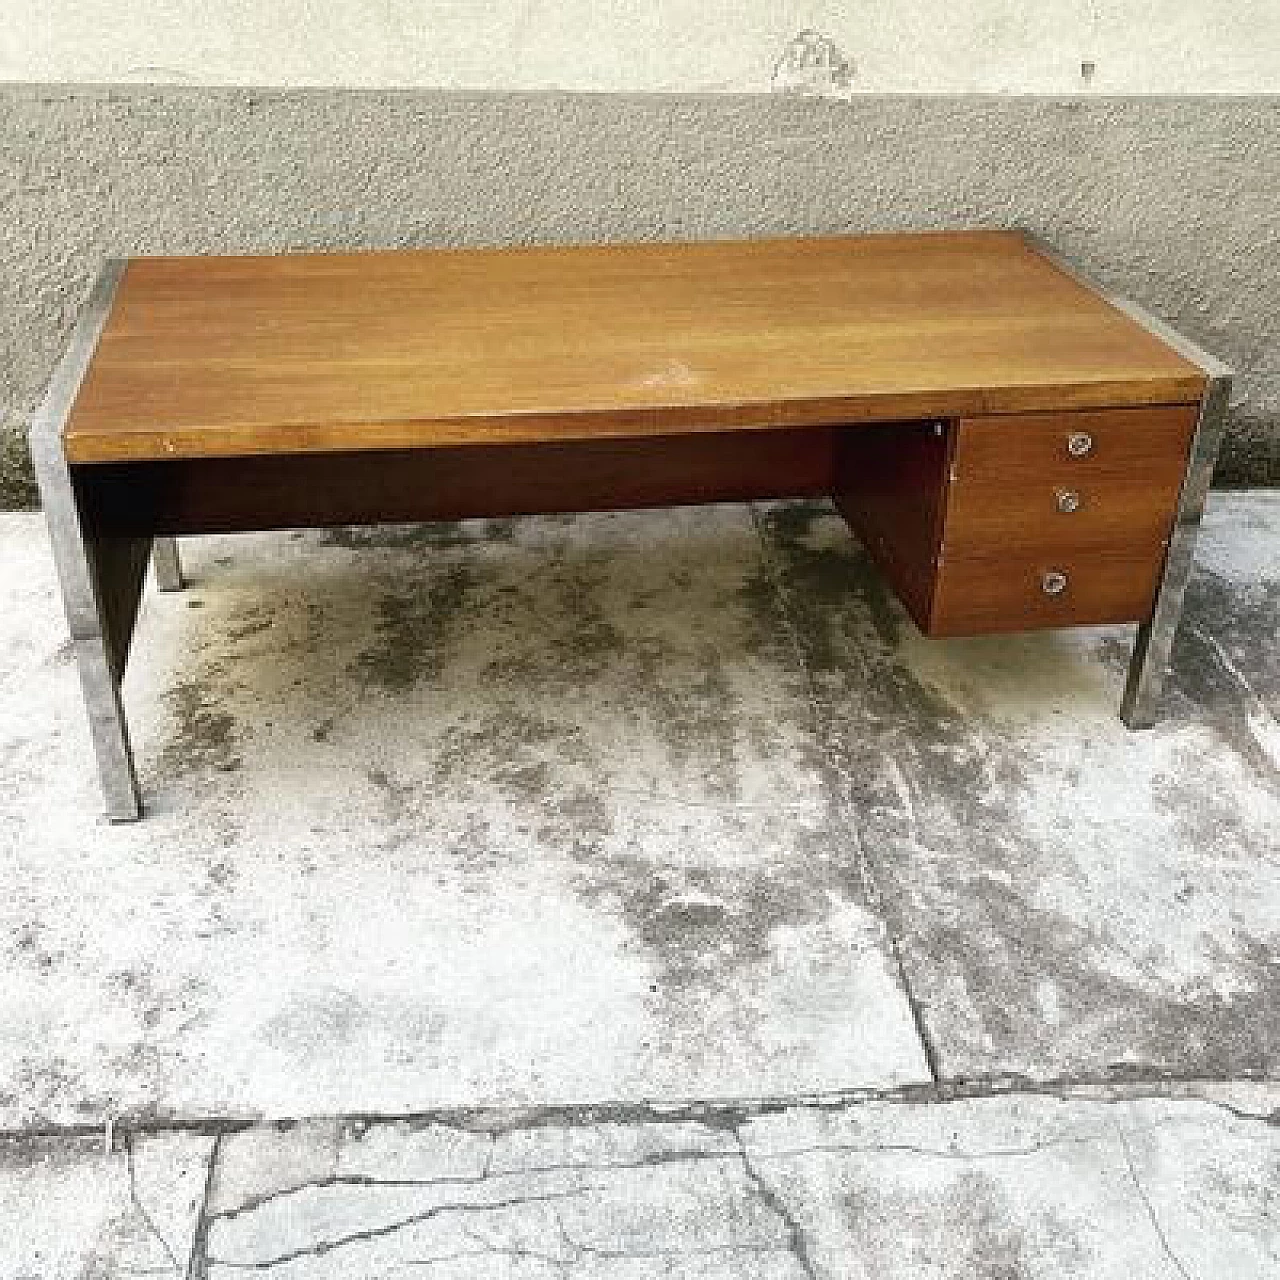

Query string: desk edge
1019 231 1233 380
32 259 127 458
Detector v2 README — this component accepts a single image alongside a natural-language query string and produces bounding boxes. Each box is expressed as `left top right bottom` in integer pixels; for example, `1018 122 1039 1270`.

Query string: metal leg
1121 374 1232 728
30 262 145 821
1017 233 1236 728
153 536 185 591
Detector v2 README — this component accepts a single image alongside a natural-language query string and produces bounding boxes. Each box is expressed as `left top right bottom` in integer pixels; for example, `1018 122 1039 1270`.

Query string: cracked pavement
1 493 1277 1276
6 1091 1276 1278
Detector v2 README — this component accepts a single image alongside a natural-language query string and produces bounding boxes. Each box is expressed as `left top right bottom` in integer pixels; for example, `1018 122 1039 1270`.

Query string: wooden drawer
833 405 1199 638
943 406 1197 559
931 544 1168 636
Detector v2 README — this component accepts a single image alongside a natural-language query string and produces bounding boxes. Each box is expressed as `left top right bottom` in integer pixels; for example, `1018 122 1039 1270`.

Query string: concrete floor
0 492 1277 1275
5 1088 1279 1278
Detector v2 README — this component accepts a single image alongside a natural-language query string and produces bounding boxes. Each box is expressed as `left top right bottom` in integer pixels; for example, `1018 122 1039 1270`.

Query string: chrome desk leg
30 261 147 821
1018 235 1235 728
1121 373 1232 728
153 536 185 592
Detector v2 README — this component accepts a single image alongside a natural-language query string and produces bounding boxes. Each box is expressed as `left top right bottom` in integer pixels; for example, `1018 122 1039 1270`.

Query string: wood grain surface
74 429 839 535
63 231 1206 464
832 420 954 630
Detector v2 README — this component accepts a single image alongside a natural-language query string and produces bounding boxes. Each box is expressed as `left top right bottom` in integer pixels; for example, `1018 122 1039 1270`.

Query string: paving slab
741 1092 1280 1279
204 1115 791 1278
0 506 927 1127
0 1130 213 1279
3 494 1276 1125
755 492 1280 1081
194 1092 1280 1278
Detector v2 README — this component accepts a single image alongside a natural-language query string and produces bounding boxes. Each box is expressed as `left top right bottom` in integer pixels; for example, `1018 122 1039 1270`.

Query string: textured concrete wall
2 87 1277 506
7 2 1280 92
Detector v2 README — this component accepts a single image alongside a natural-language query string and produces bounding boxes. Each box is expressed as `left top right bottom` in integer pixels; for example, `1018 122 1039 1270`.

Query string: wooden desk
32 232 1231 819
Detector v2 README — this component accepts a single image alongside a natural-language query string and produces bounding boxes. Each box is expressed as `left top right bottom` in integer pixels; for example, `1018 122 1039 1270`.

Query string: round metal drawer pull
1041 570 1069 596
1067 431 1094 457
1055 488 1082 513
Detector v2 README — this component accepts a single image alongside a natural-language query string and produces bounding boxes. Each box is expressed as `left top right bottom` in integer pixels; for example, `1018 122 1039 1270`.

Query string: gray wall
2 87 1277 506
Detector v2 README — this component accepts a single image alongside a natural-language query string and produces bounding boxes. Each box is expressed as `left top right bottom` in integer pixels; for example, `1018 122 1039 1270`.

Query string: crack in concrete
406 1244 571 1273
750 1132 1108 1165
4 1076 1276 1146
433 1222 794 1274
217 1129 1114 1224
1115 1122 1198 1280
131 1115 1273 1278
186 1132 224 1280
0 1116 258 1143
468 1216 799 1269
213 1172 474 1221
573 1240 790 1260
456 1220 575 1275
212 1144 744 1221
746 500 943 1084
125 1135 184 1275
207 1186 596 1271
737 1130 820 1280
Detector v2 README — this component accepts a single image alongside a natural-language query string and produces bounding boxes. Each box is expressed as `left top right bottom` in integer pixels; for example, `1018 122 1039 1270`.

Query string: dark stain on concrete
1148 759 1268 862
944 1174 1038 1279
477 526 869 995
912 875 1280 1077
323 521 480 551
397 516 870 1001
1198 1147 1280 1219
11 922 60 974
352 565 474 692
160 676 242 774
753 500 1280 1079
367 765 417 835
748 500 905 666
564 811 867 997
484 518 518 542
102 967 213 1039
0 1134 101 1173
843 1168 1088 1278
432 704 590 809
545 562 627 669
226 615 273 643
465 542 755 801
498 539 785 807
623 637 742 804
0 1055 83 1126
1165 569 1280 784
0 427 37 509
207 858 237 890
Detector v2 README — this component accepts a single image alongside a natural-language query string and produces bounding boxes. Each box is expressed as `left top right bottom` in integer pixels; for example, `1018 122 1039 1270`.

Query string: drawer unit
834 405 1201 637
941 406 1198 559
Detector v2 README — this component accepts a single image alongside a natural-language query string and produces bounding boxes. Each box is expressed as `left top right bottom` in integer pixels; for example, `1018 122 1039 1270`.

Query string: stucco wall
3 5 1277 505
5 2 1280 92
2 87 1276 508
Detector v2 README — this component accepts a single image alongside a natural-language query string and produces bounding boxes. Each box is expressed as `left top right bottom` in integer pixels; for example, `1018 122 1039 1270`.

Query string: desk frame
32 251 1231 821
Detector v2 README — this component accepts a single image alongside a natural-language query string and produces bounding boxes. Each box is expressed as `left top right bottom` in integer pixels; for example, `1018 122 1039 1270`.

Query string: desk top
63 231 1207 464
